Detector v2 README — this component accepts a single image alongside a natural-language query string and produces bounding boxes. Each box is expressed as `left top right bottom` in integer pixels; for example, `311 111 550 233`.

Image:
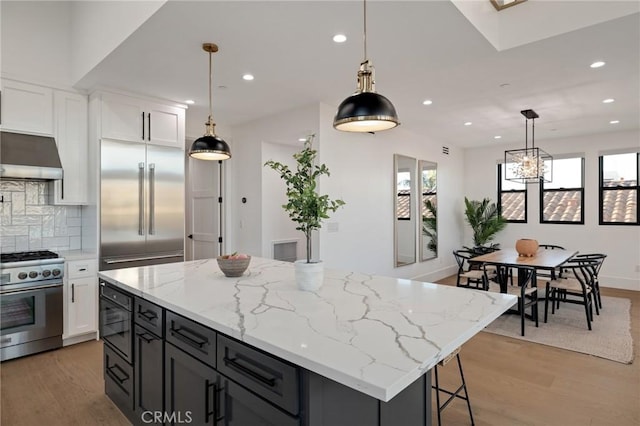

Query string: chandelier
504 109 553 184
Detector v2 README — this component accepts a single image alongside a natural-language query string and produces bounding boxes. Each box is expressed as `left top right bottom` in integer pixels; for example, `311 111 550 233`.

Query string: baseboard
412 265 458 283
601 275 640 291
63 331 98 347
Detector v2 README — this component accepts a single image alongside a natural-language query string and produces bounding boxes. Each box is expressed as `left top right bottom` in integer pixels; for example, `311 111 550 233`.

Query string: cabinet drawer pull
170 325 207 349
139 309 157 321
205 381 216 424
223 357 276 387
136 331 156 343
215 384 226 424
106 364 129 384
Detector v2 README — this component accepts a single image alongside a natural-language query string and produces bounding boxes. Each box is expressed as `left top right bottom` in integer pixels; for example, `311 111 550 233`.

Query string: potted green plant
264 134 345 291
463 197 507 252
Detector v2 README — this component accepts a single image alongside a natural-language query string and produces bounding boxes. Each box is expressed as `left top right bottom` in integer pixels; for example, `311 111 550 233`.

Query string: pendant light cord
524 117 528 151
208 51 213 121
363 0 368 62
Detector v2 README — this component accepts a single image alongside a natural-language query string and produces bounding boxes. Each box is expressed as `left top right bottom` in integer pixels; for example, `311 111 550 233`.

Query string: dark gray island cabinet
100 280 430 426
98 257 516 426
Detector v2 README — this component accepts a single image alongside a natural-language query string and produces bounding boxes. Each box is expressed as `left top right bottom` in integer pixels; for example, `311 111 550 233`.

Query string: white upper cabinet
98 92 185 149
1 79 54 136
51 91 89 205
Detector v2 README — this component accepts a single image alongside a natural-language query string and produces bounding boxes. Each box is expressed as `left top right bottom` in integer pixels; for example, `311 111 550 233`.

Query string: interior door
145 144 185 256
185 149 220 260
100 139 147 265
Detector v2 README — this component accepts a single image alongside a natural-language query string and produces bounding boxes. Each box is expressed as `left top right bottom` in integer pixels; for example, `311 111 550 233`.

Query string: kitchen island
98 257 516 425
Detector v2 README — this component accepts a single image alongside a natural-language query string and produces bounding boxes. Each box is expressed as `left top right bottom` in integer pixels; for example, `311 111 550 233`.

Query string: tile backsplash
0 180 82 253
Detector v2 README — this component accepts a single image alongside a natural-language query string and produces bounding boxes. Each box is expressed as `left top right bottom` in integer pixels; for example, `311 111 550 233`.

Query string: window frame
540 157 585 225
599 152 640 226
497 163 527 223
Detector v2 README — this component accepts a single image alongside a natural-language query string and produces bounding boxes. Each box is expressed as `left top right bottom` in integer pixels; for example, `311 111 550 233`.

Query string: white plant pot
294 260 324 291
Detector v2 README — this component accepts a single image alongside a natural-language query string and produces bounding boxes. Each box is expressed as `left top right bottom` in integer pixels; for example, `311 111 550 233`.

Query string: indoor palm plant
463 197 506 252
264 134 345 290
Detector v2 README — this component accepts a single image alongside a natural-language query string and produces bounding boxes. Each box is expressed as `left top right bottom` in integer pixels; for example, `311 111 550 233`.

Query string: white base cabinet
64 259 98 343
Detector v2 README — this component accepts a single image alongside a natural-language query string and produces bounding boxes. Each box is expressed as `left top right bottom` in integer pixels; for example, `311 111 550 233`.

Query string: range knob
29 271 38 279
18 272 28 280
52 269 61 277
42 270 52 277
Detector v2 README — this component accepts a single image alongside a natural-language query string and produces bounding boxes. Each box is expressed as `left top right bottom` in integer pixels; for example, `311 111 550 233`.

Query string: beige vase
515 239 539 257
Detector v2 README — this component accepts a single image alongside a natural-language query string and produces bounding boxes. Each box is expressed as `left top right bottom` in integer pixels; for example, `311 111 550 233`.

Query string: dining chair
539 244 566 250
453 250 494 289
537 244 566 281
572 253 607 310
487 265 538 336
544 258 601 330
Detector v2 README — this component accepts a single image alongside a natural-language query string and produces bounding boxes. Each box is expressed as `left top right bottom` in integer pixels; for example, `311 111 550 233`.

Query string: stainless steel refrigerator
100 139 184 271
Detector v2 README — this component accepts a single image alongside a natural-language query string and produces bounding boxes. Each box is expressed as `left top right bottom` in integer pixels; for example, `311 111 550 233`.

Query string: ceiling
76 1 640 149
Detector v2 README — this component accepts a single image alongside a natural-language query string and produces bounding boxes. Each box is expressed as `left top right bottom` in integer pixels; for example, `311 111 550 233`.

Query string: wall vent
442 146 450 155
273 240 298 262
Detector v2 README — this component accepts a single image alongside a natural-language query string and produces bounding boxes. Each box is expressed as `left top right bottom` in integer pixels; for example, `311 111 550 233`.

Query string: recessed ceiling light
333 34 347 43
602 98 615 104
422 100 433 105
494 135 502 139
242 74 254 81
298 138 306 142
185 100 195 105
590 61 606 68
464 122 472 126
610 120 620 124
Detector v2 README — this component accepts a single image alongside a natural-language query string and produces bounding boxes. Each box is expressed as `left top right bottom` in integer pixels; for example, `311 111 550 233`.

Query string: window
540 157 584 224
599 152 639 225
498 163 527 222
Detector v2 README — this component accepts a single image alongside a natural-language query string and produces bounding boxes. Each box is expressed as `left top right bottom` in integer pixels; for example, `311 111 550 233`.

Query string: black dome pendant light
189 43 231 161
333 0 399 133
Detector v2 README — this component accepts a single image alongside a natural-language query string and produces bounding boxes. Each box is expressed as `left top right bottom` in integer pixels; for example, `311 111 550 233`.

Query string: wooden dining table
471 248 578 292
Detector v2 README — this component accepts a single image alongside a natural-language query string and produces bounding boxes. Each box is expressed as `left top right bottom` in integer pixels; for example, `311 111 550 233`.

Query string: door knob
187 234 193 239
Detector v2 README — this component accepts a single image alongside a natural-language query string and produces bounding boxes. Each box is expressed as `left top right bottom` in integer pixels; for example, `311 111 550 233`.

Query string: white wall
317 103 465 282
229 102 465 282
1 1 72 87
70 1 165 84
229 104 320 258
262 142 305 261
464 129 640 290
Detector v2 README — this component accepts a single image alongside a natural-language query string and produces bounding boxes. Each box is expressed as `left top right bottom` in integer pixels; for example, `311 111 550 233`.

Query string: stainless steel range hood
0 131 63 180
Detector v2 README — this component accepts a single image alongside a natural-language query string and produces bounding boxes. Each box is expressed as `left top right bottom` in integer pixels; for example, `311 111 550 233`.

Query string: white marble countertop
56 249 97 261
98 257 516 402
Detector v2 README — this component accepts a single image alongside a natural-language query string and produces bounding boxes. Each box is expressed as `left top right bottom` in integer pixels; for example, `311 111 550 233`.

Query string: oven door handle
0 282 63 295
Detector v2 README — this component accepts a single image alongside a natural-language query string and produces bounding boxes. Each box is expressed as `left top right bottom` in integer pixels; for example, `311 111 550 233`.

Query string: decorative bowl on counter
216 254 251 277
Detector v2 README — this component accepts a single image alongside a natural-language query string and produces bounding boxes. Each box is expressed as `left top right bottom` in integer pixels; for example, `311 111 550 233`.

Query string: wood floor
1 278 638 426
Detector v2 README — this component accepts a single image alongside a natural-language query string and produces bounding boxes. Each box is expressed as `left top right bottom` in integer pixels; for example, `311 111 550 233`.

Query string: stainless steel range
0 250 64 361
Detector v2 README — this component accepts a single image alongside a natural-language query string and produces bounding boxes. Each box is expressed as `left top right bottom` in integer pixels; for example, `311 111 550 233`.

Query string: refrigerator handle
149 163 155 235
138 162 145 235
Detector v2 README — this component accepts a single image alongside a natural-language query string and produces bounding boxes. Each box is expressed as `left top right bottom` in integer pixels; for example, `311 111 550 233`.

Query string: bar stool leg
434 364 443 426
432 352 474 426
456 354 475 426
